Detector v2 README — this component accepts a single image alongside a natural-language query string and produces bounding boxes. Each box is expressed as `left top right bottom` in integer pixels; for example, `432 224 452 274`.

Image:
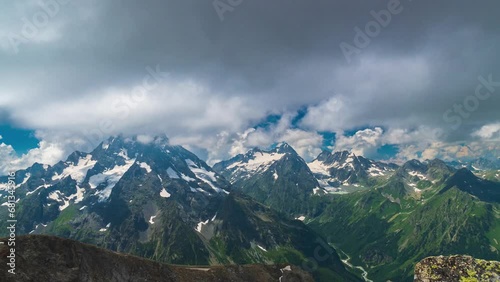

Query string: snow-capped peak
226 150 286 175
52 154 97 184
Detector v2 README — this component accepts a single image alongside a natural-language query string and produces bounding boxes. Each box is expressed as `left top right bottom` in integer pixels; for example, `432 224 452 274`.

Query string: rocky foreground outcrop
0 235 314 282
414 255 500 282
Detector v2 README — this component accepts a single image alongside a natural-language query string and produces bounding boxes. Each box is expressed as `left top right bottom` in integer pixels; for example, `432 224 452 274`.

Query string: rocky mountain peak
315 150 332 162
401 159 427 172
273 142 297 155
308 150 397 190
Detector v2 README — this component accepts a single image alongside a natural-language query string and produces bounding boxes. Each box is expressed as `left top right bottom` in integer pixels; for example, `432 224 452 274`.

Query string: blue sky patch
0 125 38 155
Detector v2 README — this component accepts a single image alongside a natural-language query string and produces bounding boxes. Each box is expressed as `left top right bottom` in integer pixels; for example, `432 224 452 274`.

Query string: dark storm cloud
0 0 499 167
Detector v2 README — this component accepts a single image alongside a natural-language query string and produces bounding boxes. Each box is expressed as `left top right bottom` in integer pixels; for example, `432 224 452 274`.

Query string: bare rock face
0 235 314 282
414 255 500 282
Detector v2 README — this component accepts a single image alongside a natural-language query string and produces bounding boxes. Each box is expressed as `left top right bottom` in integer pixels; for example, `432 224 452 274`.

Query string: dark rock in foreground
0 235 314 282
414 255 500 282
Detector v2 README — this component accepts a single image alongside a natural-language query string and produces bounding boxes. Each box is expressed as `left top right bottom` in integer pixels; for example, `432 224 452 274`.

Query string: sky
0 0 499 174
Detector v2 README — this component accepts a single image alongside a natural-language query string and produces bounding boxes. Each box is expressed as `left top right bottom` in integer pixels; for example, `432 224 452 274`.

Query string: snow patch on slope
257 245 267 252
195 219 209 233
26 184 50 196
149 215 157 224
138 162 152 173
313 187 324 195
16 173 31 188
187 159 229 194
117 148 128 159
408 170 427 180
166 167 179 179
180 173 196 182
48 190 70 211
52 155 97 184
228 152 285 174
368 166 385 176
67 186 85 204
308 160 331 176
160 188 171 198
195 213 217 233
89 158 135 202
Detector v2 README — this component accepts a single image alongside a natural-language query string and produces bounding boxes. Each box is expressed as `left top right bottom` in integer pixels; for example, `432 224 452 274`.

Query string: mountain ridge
0 235 315 282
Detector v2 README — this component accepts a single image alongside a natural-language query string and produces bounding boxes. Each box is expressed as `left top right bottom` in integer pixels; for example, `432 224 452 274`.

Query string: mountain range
0 136 357 281
447 157 500 171
1 135 499 281
214 142 500 281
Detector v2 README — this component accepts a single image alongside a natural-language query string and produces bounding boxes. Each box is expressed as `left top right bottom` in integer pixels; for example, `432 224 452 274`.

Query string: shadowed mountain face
440 168 500 202
0 235 315 282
